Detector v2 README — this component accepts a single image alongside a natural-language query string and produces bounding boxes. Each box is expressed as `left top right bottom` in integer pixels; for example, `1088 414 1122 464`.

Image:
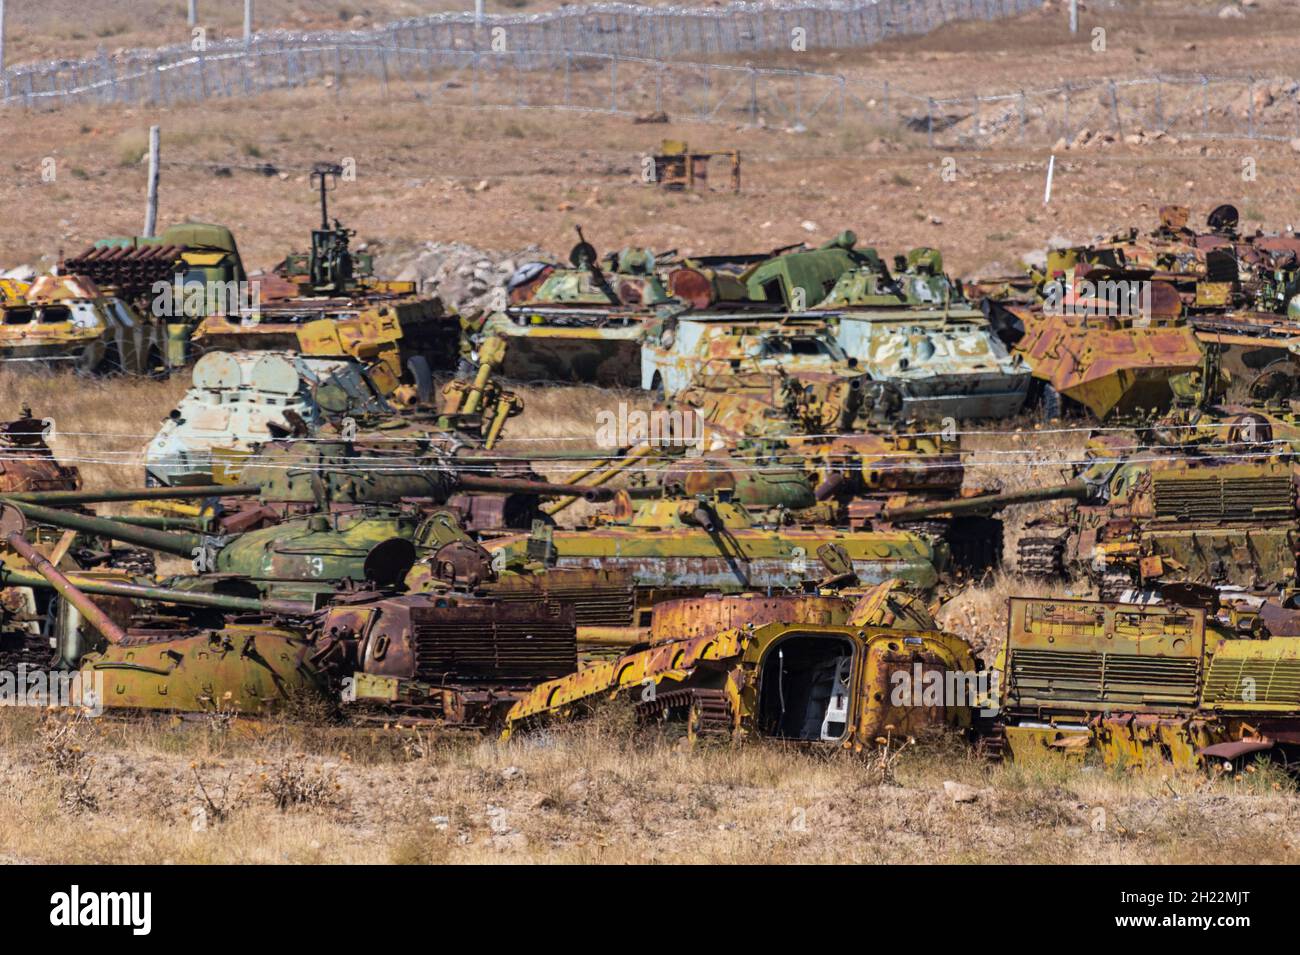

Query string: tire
1041 383 1062 423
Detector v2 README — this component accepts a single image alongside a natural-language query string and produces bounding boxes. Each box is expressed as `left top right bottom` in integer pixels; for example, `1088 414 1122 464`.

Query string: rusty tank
497 582 979 749
887 422 1300 600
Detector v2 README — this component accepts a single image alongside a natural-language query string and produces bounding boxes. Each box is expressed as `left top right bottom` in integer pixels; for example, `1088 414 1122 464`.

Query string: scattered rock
633 111 670 124
800 220 819 233
943 781 981 804
1219 4 1245 17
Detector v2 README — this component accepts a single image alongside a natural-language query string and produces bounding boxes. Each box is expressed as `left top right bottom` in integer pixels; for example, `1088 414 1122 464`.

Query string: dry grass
1 368 188 489
0 707 1294 864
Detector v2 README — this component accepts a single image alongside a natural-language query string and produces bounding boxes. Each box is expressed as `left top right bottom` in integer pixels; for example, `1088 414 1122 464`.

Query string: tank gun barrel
883 479 1092 522
455 474 615 503
2 484 260 506
0 562 313 616
6 499 206 558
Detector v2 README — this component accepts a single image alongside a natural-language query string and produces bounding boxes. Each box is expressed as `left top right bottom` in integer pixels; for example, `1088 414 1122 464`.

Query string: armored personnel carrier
0 274 167 376
143 350 395 486
811 246 1031 420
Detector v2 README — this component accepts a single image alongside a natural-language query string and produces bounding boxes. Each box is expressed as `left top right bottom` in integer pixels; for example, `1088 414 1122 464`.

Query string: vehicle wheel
650 372 665 402
94 343 124 377
1041 384 1062 423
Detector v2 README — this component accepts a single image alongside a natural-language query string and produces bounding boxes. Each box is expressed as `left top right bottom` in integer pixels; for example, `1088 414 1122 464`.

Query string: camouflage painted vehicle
484 235 675 385
812 247 1030 420
0 506 577 722
473 492 945 598
984 267 1204 420
69 165 457 372
499 582 979 749
991 591 1300 770
889 428 1300 599
640 316 861 399
663 371 1006 573
0 274 168 375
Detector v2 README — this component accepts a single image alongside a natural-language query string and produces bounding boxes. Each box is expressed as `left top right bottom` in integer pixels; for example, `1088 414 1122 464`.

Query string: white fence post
144 125 161 237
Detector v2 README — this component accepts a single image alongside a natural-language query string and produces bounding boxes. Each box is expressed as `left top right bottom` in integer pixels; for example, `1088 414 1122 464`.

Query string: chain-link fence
3 0 1294 148
1 0 1042 106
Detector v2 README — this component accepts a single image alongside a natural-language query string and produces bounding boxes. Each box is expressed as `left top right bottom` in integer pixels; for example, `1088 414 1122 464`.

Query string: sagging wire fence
0 0 1041 110
4 43 1298 150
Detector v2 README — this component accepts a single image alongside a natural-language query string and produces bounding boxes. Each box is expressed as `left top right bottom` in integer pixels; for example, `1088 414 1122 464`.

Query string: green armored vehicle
812 246 1031 421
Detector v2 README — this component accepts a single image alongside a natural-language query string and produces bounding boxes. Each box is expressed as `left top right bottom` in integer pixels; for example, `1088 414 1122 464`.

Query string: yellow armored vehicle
992 591 1300 770
501 583 979 749
470 493 945 597
0 274 166 375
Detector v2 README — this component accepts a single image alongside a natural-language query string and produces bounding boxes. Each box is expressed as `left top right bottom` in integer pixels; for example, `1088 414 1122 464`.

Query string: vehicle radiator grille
1008 648 1199 706
1152 473 1293 521
1202 658 1300 706
409 602 576 683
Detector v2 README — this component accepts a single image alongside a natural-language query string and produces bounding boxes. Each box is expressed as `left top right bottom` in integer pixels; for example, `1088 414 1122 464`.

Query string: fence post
243 0 253 46
187 0 197 28
1109 79 1120 135
927 97 935 148
144 125 161 237
1200 74 1208 135
749 65 757 125
1247 74 1255 139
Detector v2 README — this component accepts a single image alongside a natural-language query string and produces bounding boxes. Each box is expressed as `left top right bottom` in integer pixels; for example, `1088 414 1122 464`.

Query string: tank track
0 632 56 674
1016 527 1069 578
636 687 733 738
975 723 1007 762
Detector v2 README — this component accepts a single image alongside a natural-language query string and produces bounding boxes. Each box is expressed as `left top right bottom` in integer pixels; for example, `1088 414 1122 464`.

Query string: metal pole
243 0 253 44
0 0 6 80
144 125 161 237
1069 0 1077 34
475 0 484 27
7 532 126 645
187 0 197 27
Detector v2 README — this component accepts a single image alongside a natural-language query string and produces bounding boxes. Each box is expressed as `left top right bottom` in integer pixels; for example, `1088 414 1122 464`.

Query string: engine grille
1008 648 1199 706
409 602 576 683
486 570 636 627
1203 658 1300 706
1152 471 1293 521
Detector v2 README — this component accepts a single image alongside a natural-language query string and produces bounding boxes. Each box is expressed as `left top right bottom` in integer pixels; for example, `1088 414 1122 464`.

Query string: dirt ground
4 1 1300 278
3 0 1299 864
1 706 1295 864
